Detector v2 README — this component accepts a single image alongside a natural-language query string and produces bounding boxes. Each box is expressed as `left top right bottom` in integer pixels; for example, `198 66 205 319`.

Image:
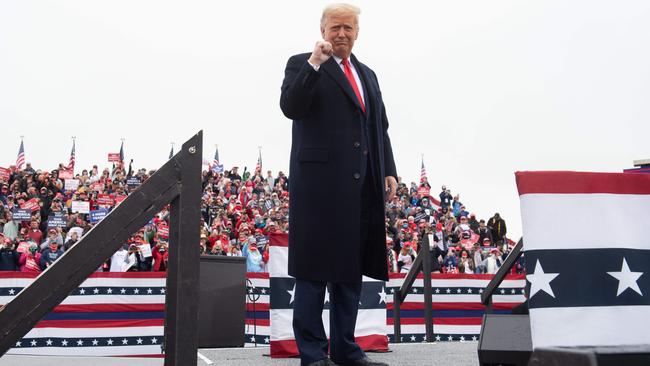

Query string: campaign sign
16 242 31 254
65 179 80 191
158 224 169 238
115 195 127 206
12 209 33 222
58 169 73 179
138 244 152 258
47 212 67 228
71 200 90 214
91 182 104 192
126 177 141 189
21 198 40 212
0 167 10 182
108 153 121 162
90 208 109 223
417 186 430 198
96 194 114 207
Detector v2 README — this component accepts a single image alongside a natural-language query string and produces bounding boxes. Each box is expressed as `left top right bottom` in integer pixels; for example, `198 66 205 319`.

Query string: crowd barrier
0 271 525 357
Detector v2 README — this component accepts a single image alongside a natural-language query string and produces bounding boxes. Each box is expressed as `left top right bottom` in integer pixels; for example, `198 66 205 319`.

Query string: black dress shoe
340 357 388 366
306 358 339 366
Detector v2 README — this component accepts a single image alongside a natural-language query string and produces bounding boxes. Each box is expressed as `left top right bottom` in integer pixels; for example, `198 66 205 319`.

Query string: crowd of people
0 160 521 275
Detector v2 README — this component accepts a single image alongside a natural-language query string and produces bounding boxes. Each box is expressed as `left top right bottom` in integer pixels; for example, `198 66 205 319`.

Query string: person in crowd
40 228 63 251
458 249 475 274
243 236 264 272
487 213 507 244
18 243 41 272
481 248 503 274
439 186 452 209
443 247 459 273
152 241 169 271
2 211 20 240
398 242 415 273
26 220 43 245
63 231 79 251
0 234 20 271
40 241 64 269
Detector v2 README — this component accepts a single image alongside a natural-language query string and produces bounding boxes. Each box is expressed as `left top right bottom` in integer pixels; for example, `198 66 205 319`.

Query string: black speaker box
478 314 532 366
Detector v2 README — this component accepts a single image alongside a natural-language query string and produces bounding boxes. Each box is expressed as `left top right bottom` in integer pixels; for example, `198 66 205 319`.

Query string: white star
15 341 21 347
46 339 53 346
160 288 166 294
499 289 505 294
133 289 139 294
261 288 267 294
456 288 462 294
324 288 330 304
511 289 516 294
107 339 114 345
390 288 395 294
106 288 113 294
479 289 484 294
250 336 256 343
147 288 153 294
467 288 473 294
122 338 128 345
378 287 387 304
460 336 466 342
93 288 99 294
447 335 453 341
410 335 417 341
412 288 418 293
77 340 83 346
527 260 560 298
61 340 68 346
264 337 270 344
434 288 440 294
120 288 126 294
248 288 254 294
472 336 478 341
608 258 644 296
92 339 98 346
30 340 37 346
137 338 143 344
287 284 296 304
79 289 86 295
151 338 158 344
8 289 15 295
435 335 441 342
445 288 451 294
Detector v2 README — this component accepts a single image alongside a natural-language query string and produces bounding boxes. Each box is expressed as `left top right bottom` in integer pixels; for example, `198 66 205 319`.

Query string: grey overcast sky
1 1 649 239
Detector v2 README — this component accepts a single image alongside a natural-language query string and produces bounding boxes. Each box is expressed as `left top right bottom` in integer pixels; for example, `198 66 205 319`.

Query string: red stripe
245 319 270 326
388 273 525 281
269 232 289 247
271 334 388 358
515 171 650 195
246 272 270 279
87 272 167 278
386 317 481 326
385 302 518 311
246 303 270 311
110 354 164 358
51 304 164 313
35 319 163 328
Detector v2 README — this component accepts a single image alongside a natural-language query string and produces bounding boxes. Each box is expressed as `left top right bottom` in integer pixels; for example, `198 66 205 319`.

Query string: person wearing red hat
397 242 415 273
40 241 64 269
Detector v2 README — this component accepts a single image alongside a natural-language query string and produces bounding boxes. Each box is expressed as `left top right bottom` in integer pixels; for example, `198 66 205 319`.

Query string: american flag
255 149 262 175
420 157 427 184
2 272 165 357
16 140 25 170
67 140 76 172
212 146 223 173
119 141 125 164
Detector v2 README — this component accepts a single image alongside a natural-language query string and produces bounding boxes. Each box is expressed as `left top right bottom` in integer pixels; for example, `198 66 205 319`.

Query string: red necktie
341 59 365 113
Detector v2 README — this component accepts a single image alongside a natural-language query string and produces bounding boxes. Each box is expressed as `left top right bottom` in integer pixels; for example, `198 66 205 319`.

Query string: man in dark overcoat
280 4 397 366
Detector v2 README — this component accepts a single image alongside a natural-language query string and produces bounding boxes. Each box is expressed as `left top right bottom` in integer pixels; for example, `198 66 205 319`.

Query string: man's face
321 12 358 59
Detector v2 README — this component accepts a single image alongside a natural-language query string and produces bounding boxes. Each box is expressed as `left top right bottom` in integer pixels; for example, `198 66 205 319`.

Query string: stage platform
0 342 479 365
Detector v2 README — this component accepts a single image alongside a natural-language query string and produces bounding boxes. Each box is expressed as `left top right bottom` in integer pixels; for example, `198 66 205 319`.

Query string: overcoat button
353 142 361 148
353 173 361 180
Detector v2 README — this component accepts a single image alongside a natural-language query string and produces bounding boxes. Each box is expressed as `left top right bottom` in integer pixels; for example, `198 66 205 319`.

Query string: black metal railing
480 238 524 313
0 131 203 366
393 233 434 343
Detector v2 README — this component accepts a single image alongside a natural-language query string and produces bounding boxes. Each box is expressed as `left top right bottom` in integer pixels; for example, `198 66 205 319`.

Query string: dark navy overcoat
280 53 397 282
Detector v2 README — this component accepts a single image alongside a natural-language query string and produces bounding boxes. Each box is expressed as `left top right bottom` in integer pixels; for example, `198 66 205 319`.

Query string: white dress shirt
309 55 365 105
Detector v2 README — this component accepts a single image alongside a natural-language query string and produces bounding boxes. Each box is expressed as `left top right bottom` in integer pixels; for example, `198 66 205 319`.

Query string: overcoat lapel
322 57 364 113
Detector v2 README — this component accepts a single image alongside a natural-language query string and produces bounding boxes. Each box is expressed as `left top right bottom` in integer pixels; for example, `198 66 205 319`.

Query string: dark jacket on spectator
0 247 20 271
40 247 64 269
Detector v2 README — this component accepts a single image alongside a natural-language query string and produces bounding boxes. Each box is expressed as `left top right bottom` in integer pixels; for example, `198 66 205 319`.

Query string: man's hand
308 40 333 67
385 176 397 202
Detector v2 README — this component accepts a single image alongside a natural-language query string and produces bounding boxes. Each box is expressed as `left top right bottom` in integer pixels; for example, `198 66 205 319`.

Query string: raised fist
308 40 333 67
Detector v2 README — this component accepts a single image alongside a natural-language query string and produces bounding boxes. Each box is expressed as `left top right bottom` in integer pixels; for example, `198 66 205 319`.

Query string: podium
197 255 247 348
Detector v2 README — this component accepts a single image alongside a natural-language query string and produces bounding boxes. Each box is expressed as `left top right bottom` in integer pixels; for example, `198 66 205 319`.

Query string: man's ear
320 26 326 39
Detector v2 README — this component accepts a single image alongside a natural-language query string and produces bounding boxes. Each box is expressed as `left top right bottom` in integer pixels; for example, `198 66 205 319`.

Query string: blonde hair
320 3 361 27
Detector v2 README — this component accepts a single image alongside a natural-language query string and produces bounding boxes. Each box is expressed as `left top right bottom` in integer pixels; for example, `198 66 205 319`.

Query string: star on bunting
527 260 559 298
607 258 643 296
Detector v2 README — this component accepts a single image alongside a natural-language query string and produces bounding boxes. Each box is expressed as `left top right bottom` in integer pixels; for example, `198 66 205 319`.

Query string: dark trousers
293 169 375 365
